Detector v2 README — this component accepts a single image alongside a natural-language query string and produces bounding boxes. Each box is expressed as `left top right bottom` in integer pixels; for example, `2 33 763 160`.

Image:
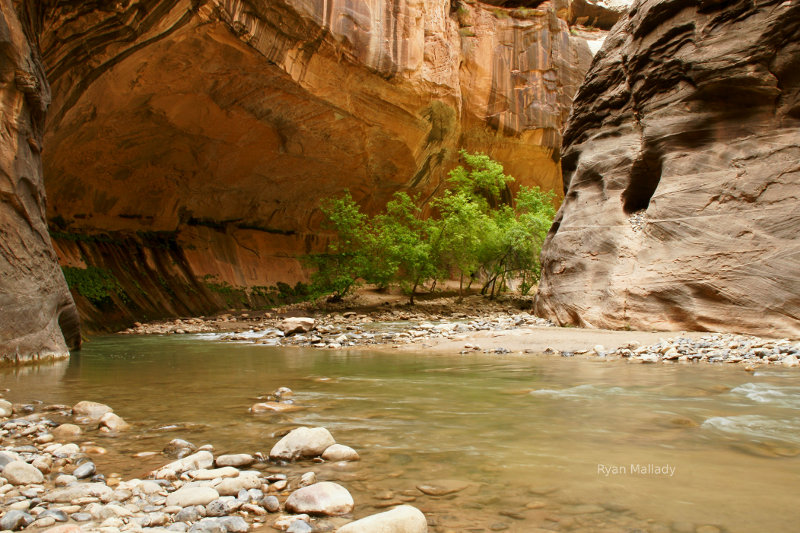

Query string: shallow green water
2 335 799 532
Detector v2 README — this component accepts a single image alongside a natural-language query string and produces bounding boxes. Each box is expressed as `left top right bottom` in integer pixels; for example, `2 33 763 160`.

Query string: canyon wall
535 0 800 337
2 0 597 340
0 0 80 363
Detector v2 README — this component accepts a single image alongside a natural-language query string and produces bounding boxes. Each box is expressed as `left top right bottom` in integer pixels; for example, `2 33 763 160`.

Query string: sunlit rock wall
34 0 592 330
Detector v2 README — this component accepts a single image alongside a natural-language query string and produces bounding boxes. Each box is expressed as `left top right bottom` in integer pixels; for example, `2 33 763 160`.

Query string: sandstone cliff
0 0 80 363
2 0 598 340
535 0 800 337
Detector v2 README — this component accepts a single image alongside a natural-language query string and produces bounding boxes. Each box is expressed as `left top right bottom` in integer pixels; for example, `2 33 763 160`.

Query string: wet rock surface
0 397 421 532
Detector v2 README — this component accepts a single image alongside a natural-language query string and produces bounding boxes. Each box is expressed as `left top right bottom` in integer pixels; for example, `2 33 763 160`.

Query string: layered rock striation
2 0 596 340
536 0 800 337
0 1 80 363
39 0 592 330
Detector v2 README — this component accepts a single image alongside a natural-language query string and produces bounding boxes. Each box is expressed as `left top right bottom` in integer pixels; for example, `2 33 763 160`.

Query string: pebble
560 334 800 367
166 485 220 507
0 509 33 530
261 495 280 512
216 454 255 468
73 461 96 479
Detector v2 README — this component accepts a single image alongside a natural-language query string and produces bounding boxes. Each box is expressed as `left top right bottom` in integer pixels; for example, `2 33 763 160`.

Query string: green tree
373 192 440 304
306 192 370 301
306 152 556 304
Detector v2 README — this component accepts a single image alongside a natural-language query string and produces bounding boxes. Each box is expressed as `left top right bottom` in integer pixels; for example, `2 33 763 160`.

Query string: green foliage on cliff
62 266 127 305
307 151 556 302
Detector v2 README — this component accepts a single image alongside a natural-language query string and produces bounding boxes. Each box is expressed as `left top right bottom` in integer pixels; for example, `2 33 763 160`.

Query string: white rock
165 485 219 507
72 401 113 421
593 345 605 355
188 467 240 481
279 317 315 335
44 483 113 503
269 427 336 461
321 444 359 462
337 505 428 533
299 472 316 487
284 481 354 516
0 399 12 417
214 471 261 496
51 424 82 439
3 461 44 485
215 454 254 468
781 355 799 367
152 451 214 479
98 412 130 431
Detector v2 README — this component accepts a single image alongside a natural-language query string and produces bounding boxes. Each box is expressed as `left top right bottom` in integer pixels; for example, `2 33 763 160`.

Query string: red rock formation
34 0 592 330
535 0 800 337
0 0 80 362
1 1 596 339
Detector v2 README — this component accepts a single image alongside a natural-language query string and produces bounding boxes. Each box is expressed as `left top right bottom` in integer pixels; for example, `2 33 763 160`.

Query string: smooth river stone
99 412 130 431
337 505 428 533
73 461 96 479
44 483 113 503
416 479 472 496
72 401 113 421
321 444 360 462
3 461 44 485
285 482 354 516
189 467 240 480
51 424 82 439
214 472 261 496
0 399 13 417
153 450 214 478
215 454 254 467
166 486 220 507
269 427 335 461
0 510 34 531
250 402 303 413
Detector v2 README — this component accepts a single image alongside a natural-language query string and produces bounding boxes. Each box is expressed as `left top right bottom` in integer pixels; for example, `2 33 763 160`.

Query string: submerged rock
337 505 428 533
72 401 113 421
321 444 360 462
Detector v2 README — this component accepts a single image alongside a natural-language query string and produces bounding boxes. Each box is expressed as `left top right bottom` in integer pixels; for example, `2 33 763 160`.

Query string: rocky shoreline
120 299 800 370
0 396 427 533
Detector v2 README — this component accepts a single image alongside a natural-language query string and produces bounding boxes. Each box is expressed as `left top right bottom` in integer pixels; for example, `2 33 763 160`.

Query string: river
2 335 799 532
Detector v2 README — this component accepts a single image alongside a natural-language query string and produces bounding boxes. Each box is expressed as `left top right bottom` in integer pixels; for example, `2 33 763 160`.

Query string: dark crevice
622 144 663 214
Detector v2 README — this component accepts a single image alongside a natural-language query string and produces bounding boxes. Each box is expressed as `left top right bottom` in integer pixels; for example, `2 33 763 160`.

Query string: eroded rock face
35 0 591 329
0 1 80 363
535 0 800 337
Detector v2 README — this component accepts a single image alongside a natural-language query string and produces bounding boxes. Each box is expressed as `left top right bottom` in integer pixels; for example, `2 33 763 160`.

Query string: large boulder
270 427 336 461
337 505 428 533
284 482 354 516
535 0 800 338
